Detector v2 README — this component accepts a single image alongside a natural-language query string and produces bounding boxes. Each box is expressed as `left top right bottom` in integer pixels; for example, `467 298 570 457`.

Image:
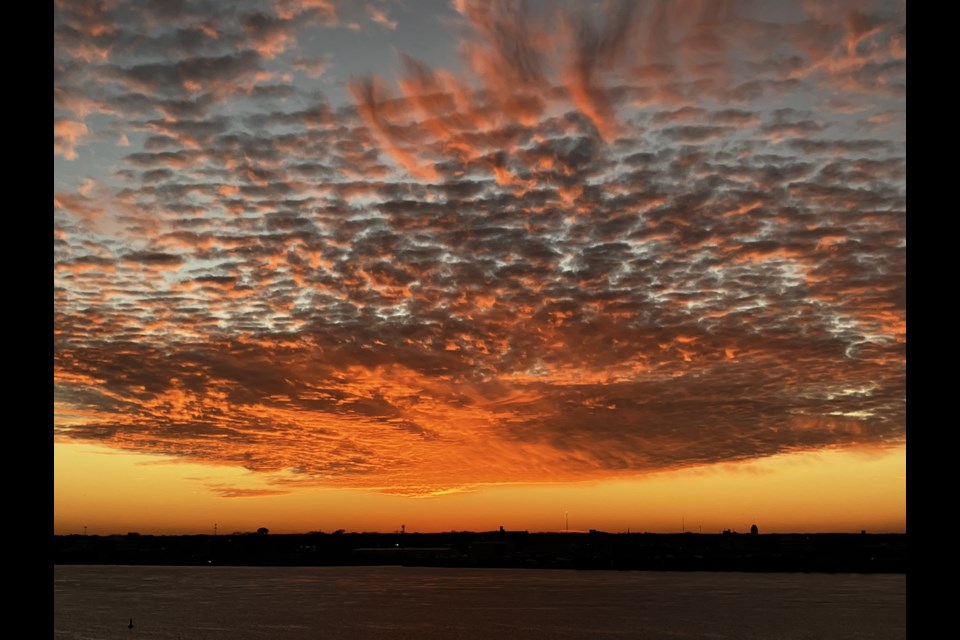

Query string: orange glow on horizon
55 442 905 536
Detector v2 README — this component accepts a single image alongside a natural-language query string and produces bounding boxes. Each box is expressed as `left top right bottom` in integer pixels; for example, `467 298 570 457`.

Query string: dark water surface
54 565 905 639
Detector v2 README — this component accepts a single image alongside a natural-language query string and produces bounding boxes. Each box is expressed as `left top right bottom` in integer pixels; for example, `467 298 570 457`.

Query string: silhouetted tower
750 523 759 536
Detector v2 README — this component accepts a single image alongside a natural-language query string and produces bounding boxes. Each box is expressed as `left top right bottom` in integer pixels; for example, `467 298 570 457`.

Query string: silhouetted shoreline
53 530 905 573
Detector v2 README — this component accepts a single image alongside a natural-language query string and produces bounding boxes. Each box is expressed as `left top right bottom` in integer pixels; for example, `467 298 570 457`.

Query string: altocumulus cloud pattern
54 0 905 496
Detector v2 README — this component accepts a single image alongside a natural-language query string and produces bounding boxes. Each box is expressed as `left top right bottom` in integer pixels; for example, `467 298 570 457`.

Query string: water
54 565 905 639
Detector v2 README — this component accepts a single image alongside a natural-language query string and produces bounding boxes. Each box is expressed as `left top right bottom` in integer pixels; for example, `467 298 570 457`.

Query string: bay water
54 565 905 639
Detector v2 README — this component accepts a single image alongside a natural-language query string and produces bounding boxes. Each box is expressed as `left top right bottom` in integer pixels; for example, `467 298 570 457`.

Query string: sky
54 0 906 535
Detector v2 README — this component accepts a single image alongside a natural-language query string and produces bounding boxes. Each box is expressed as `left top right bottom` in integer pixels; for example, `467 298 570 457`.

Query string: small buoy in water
128 618 134 629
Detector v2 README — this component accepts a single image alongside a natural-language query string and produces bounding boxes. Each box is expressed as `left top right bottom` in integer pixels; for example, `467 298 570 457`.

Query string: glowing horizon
55 441 905 536
55 0 905 534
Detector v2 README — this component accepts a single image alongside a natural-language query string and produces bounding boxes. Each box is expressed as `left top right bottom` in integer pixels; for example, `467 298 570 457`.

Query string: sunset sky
54 0 905 535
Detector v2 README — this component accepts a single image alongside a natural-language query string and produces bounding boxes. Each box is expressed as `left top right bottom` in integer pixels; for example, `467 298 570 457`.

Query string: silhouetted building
750 524 759 536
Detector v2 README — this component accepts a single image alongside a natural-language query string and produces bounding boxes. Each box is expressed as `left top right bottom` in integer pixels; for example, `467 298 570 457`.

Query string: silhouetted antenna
565 511 569 532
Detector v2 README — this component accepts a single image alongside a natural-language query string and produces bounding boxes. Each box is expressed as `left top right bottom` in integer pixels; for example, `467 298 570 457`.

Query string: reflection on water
54 565 905 639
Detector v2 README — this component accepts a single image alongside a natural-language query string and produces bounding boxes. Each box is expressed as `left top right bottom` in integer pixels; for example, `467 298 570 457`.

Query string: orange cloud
54 0 905 502
367 5 397 30
54 119 89 160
